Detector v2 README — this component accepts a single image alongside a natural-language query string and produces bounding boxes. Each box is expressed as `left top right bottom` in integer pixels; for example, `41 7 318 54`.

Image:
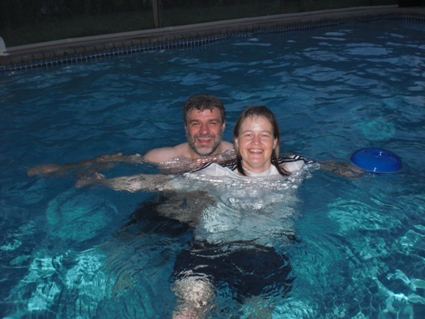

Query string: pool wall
1 5 424 73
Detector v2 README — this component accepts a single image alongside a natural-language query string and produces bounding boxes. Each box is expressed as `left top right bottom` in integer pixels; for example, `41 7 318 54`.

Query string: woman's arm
76 174 215 226
318 161 365 178
278 153 365 177
76 173 173 192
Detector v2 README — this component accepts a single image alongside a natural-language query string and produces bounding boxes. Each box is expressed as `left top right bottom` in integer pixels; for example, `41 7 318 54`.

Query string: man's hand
28 163 62 177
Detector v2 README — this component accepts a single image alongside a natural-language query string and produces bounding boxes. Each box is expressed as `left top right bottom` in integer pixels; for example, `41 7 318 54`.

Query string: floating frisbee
350 148 402 173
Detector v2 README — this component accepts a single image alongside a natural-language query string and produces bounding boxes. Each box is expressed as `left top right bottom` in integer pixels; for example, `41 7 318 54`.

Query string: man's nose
199 123 210 134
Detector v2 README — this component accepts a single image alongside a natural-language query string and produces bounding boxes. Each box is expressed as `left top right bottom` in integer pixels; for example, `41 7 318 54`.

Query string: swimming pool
1 16 425 318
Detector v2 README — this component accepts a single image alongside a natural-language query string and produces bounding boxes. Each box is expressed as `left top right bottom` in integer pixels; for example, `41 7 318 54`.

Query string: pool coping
1 5 425 72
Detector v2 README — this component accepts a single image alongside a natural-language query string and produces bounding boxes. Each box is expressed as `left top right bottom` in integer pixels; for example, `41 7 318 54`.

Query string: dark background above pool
0 0 405 47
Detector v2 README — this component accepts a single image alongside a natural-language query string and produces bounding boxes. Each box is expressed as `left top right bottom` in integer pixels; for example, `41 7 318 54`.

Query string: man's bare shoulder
219 141 233 151
143 143 188 163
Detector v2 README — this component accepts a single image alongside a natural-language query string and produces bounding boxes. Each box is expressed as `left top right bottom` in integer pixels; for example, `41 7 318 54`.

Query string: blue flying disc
350 148 402 173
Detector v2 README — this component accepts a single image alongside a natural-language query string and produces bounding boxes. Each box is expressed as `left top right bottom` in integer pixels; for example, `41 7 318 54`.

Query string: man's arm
28 152 145 177
143 144 187 163
144 143 236 174
144 141 234 164
28 142 235 177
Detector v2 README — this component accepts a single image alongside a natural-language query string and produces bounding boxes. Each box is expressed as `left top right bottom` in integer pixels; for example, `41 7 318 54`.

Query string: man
28 94 235 177
143 94 233 169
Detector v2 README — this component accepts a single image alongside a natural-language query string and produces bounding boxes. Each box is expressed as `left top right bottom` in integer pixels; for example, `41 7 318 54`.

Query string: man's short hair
183 94 226 125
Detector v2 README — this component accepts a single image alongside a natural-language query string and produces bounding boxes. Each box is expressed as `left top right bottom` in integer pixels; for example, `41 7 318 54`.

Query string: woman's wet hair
233 106 290 176
183 94 226 125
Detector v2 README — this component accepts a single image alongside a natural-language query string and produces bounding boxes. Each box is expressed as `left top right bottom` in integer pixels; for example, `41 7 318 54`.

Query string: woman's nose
252 134 260 144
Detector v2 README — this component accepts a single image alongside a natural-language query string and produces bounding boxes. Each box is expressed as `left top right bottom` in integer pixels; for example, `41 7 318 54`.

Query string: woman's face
234 116 277 174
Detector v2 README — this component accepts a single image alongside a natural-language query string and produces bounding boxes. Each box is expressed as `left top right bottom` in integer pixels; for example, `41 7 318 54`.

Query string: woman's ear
234 136 239 150
273 138 277 149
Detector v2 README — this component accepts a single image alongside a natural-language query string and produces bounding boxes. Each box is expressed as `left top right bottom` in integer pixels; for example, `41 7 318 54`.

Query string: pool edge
1 5 425 72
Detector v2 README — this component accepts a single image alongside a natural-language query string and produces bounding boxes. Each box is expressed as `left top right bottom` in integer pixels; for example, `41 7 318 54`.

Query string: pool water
1 18 425 318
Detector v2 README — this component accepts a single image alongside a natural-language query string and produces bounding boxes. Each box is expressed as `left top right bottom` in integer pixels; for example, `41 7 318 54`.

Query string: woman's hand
319 161 365 178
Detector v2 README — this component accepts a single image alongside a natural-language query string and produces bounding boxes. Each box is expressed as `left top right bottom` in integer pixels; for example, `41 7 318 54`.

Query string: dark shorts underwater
173 240 294 302
125 193 294 302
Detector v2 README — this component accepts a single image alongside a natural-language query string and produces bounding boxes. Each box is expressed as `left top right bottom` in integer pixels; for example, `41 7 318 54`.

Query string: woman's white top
171 155 316 246
194 162 281 178
190 153 307 178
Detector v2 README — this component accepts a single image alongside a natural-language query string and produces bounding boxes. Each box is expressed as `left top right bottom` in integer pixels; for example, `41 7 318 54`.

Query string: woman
188 105 306 178
78 106 312 319
170 106 310 319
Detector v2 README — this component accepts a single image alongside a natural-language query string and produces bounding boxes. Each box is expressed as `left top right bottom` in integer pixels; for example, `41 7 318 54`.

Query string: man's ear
221 122 226 133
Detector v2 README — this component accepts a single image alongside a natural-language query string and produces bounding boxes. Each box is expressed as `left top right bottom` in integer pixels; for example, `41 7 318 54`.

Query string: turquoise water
1 18 425 318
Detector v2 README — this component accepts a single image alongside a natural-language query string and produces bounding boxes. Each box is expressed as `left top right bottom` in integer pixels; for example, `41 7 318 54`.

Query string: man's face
185 107 225 157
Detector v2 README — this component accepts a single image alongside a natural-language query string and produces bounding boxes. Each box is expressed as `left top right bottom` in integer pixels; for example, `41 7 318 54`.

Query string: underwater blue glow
1 18 425 319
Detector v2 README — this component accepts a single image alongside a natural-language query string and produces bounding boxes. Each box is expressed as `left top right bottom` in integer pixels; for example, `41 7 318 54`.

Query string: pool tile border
1 6 425 73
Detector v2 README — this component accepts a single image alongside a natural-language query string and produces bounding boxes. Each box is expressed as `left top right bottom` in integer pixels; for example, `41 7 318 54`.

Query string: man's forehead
187 107 222 120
